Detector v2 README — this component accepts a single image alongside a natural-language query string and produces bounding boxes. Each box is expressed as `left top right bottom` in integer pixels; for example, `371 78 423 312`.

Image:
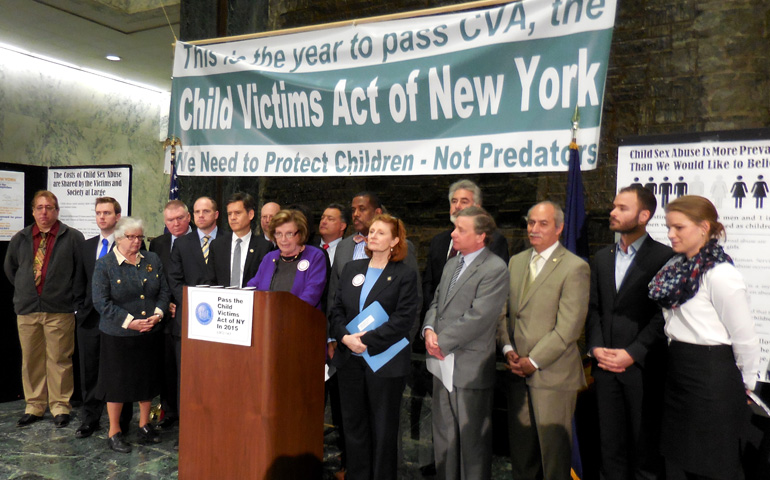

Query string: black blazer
208 232 271 287
74 236 104 328
329 259 419 377
167 229 215 336
422 228 508 315
586 235 674 384
149 232 175 333
149 233 173 282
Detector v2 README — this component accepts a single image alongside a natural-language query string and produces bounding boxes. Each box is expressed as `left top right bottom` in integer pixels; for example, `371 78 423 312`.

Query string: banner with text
48 166 132 239
168 0 616 177
617 131 770 383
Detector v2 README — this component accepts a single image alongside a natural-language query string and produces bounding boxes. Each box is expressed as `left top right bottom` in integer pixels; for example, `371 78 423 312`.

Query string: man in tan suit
497 201 590 480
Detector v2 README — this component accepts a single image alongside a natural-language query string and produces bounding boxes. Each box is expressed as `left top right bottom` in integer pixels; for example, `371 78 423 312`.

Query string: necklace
280 250 302 262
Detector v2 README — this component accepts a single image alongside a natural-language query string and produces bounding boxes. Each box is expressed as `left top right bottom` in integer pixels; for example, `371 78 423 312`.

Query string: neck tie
447 257 465 296
98 238 109 259
524 254 542 293
202 235 211 264
230 238 242 287
322 243 329 250
34 232 48 287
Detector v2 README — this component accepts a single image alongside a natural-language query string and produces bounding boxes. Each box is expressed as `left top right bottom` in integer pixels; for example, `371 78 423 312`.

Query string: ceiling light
105 54 121 62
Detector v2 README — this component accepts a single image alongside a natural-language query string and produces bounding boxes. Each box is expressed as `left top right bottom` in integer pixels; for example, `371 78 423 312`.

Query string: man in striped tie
73 197 134 438
164 196 220 432
422 206 510 480
5 190 85 429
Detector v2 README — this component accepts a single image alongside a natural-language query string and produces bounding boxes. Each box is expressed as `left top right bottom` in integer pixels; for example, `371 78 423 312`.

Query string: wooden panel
179 290 325 479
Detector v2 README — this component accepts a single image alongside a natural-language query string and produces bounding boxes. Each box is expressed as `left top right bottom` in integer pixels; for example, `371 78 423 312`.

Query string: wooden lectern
179 289 326 479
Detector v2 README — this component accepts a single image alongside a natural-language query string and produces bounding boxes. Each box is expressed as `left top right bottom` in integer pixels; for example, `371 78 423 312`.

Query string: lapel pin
387 276 392 281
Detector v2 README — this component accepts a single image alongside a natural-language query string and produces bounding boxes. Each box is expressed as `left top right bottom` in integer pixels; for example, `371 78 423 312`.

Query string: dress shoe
53 414 71 428
420 463 437 476
156 415 178 430
139 424 161 444
75 423 98 438
17 413 43 427
107 432 132 453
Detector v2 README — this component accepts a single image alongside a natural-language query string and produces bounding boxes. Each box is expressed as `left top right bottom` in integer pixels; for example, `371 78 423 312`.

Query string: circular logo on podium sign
195 303 214 325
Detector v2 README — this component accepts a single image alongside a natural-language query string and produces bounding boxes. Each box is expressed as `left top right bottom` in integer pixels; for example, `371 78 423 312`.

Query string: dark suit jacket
329 259 419 377
422 228 508 315
74 236 104 329
586 236 674 385
149 233 175 333
167 229 215 336
328 235 421 315
208 232 271 287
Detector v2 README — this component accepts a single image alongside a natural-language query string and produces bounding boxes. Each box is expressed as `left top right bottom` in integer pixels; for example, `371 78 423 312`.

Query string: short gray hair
448 179 482 206
526 201 564 228
114 217 144 239
455 206 496 246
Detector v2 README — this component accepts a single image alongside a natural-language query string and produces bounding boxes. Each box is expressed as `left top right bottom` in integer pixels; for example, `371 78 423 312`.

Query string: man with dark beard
586 185 674 480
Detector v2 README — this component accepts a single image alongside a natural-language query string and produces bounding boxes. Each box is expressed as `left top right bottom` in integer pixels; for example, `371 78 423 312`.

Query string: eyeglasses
34 205 56 212
273 231 298 240
124 235 145 241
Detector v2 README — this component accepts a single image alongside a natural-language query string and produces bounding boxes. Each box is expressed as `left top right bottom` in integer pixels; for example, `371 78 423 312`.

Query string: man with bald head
497 201 590 480
260 202 280 245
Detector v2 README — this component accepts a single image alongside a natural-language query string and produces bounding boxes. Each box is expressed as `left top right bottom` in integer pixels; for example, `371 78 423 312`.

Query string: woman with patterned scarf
648 195 760 480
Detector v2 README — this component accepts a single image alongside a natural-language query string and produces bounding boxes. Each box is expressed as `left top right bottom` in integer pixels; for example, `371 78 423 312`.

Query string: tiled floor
0 382 514 479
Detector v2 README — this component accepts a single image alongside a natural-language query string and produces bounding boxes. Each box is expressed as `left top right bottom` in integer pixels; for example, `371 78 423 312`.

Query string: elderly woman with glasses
246 209 327 309
92 217 170 453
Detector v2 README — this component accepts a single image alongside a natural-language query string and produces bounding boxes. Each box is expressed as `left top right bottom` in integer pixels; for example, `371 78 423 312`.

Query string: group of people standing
2 179 761 480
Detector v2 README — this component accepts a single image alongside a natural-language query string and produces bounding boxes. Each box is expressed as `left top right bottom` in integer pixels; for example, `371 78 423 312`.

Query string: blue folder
345 301 409 372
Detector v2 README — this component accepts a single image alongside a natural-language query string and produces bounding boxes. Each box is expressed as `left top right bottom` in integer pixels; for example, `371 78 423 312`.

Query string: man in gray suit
423 206 509 480
497 201 590 480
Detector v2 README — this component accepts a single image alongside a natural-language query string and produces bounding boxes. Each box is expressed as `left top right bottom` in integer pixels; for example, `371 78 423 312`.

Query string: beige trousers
17 312 75 416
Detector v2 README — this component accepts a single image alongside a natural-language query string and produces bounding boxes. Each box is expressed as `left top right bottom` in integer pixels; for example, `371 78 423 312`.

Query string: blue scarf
648 239 732 309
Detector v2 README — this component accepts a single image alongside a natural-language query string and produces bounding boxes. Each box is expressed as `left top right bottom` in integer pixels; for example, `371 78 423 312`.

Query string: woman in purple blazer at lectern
246 209 327 309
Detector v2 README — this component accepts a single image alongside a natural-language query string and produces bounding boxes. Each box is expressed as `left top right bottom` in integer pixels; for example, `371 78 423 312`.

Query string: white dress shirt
663 261 760 390
96 233 115 259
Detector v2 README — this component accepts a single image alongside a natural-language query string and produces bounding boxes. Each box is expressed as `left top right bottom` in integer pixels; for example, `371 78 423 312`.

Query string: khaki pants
17 312 75 416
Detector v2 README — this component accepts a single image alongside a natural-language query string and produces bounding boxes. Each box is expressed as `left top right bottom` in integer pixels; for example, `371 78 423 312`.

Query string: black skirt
95 330 163 403
661 340 750 479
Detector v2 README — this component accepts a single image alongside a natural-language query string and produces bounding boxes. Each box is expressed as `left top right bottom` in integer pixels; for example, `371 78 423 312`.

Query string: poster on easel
0 170 25 241
48 165 132 239
617 129 770 383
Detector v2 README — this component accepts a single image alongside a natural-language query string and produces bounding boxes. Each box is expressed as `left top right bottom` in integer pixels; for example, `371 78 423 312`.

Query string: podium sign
186 287 254 346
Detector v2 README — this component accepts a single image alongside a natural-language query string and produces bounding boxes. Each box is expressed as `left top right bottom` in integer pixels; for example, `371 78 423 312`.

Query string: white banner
48 166 132 238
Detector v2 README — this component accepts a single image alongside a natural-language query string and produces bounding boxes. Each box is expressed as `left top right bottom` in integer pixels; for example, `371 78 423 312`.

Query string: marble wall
0 48 171 235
